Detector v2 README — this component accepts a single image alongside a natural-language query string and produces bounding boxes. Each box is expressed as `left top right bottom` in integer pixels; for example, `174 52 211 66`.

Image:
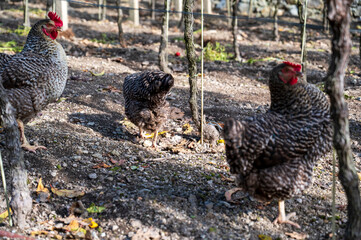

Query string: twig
0 152 12 226
332 148 336 240
200 0 204 144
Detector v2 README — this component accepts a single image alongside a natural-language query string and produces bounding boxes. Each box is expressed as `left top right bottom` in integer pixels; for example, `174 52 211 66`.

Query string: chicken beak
56 27 63 32
296 71 303 78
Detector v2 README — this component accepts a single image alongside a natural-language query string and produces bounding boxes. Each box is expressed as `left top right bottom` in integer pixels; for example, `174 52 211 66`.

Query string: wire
60 0 361 33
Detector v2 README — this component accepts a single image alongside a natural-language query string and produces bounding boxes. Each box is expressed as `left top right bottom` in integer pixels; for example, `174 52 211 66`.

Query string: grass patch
202 42 233 62
0 40 23 53
90 33 115 44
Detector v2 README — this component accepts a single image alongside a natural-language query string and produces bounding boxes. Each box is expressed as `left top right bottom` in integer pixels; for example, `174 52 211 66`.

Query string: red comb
284 61 302 72
48 12 63 27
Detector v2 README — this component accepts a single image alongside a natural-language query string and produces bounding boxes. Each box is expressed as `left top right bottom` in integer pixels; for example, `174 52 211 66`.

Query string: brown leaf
102 85 121 93
92 162 111 169
111 57 124 63
285 232 308 240
66 219 80 232
225 188 243 203
36 178 49 193
109 158 126 166
50 185 85 198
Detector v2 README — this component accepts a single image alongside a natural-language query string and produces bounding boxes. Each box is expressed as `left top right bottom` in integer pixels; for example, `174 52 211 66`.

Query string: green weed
87 203 106 213
0 40 23 53
202 42 233 62
90 33 115 44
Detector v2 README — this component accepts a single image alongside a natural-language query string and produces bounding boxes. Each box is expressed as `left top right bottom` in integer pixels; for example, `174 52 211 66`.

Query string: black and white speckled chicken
123 71 174 148
224 61 332 228
0 12 68 152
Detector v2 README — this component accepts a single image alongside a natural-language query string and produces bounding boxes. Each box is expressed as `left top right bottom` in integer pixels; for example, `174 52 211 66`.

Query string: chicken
123 71 174 148
224 61 332 228
0 12 68 152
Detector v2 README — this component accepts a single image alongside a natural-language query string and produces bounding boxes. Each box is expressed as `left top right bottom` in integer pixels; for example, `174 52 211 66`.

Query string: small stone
50 171 57 177
143 140 152 147
73 155 81 161
92 153 102 159
88 173 97 179
62 162 68 168
72 163 78 168
205 201 214 210
131 219 142 229
87 122 95 126
142 61 149 66
111 150 120 156
296 198 303 204
112 225 119 231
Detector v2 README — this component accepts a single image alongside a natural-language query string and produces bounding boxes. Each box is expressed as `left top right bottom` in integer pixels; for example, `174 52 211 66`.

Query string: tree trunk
322 0 328 31
184 0 200 130
297 0 307 80
23 0 30 27
325 0 361 239
232 0 241 61
116 0 126 47
273 0 280 42
159 0 171 73
0 81 32 229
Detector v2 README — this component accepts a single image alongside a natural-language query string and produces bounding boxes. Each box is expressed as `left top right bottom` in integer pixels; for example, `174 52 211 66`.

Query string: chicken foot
17 119 46 153
273 200 300 228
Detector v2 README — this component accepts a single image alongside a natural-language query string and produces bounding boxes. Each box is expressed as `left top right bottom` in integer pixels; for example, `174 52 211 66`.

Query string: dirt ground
0 1 361 239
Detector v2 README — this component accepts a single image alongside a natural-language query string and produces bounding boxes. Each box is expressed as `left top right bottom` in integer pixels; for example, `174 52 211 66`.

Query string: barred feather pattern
224 63 332 202
0 19 68 123
123 71 174 133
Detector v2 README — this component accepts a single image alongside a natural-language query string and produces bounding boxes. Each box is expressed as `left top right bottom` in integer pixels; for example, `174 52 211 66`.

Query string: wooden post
159 0 171 73
116 0 126 47
232 0 241 61
55 0 68 30
23 0 30 27
129 0 139 25
102 0 107 21
98 0 103 20
175 0 182 19
226 0 231 27
204 0 212 14
152 0 156 20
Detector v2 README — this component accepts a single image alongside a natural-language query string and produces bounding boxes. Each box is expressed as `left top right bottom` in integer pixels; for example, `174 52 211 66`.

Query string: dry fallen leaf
285 232 308 240
102 85 121 93
182 123 193 134
120 118 137 129
358 172 361 181
66 219 80 232
36 178 49 193
0 208 12 223
109 158 126 166
258 234 272 240
90 70 105 76
225 188 243 203
92 162 111 169
31 230 49 237
50 185 85 198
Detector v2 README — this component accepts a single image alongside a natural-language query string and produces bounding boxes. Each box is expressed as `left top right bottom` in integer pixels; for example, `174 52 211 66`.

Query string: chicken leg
17 119 46 153
273 200 300 228
151 129 158 148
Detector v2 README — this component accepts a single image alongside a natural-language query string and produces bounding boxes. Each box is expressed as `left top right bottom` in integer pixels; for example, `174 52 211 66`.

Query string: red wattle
289 77 298 85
